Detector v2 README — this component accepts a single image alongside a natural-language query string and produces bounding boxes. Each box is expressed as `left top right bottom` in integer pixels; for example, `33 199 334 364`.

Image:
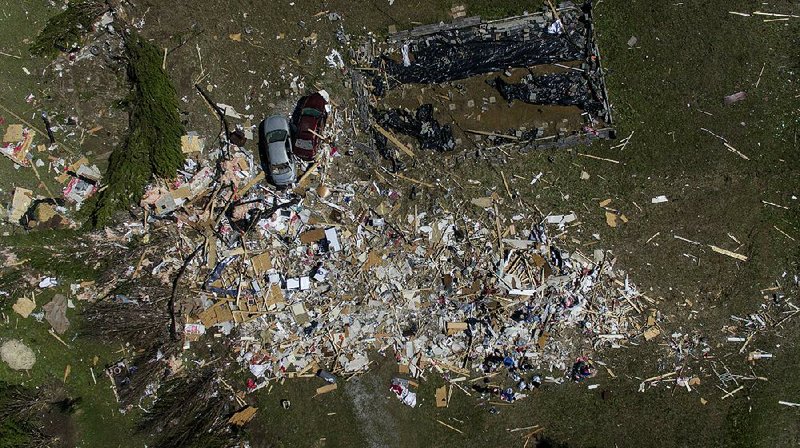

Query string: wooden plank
435 386 448 407
395 172 433 188
373 124 415 157
239 172 265 196
465 128 519 140
229 406 258 426
315 383 338 395
709 245 748 262
446 322 468 335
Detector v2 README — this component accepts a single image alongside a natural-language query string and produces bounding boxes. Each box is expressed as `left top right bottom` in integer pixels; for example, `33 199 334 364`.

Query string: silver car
259 115 296 187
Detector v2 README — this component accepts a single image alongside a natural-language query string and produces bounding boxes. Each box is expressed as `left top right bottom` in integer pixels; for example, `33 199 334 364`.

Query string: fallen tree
30 0 107 57
89 31 185 227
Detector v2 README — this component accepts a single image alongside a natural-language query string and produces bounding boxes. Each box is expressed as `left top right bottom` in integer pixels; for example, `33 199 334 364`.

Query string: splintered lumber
388 16 482 41
721 385 745 400
465 129 519 140
239 172 265 196
643 371 677 383
578 153 620 164
48 329 69 348
229 406 258 426
501 171 512 198
722 142 749 160
446 322 468 335
709 245 748 262
395 172 434 188
315 383 338 395
295 161 320 190
373 124 415 157
436 419 464 434
752 11 799 18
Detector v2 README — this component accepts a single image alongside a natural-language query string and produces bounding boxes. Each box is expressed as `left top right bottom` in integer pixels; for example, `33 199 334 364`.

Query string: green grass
0 2 64 230
0 297 145 447
467 0 532 20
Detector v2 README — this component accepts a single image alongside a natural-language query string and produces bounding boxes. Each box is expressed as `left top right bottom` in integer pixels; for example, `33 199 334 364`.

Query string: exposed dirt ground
1 0 799 447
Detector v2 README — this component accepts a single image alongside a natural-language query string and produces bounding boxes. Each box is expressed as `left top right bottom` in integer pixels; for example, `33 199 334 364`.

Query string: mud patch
345 374 400 448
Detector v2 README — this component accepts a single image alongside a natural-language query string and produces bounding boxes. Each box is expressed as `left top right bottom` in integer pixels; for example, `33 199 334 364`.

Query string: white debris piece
651 195 669 204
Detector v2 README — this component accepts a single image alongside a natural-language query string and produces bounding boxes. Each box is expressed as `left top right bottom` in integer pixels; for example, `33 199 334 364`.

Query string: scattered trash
1 126 34 166
12 296 36 318
43 293 70 334
38 277 58 288
723 91 747 105
0 340 36 370
651 195 669 204
390 378 417 407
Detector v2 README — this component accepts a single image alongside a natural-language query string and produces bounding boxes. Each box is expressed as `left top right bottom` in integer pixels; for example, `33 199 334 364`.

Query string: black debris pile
488 71 605 114
373 104 456 152
376 36 584 91
371 129 403 172
372 1 593 93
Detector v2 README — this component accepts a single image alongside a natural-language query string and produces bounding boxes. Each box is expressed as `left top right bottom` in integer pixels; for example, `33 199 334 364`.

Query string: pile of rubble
89 86 649 405
1 0 645 410
351 0 614 157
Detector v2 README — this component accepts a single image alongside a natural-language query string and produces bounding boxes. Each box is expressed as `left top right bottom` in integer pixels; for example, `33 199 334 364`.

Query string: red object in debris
291 92 328 161
246 378 257 390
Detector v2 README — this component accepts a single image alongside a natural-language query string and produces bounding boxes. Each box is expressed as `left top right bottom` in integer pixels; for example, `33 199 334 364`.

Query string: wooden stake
721 385 745 400
762 200 789 210
578 153 620 164
395 172 434 188
493 202 503 256
373 124 415 157
48 329 69 348
465 129 519 140
709 245 748 262
501 171 512 198
436 419 464 434
773 226 796 241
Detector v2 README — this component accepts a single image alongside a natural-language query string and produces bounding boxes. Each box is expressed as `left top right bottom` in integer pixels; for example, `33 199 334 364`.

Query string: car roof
264 115 289 132
267 141 290 164
301 92 327 111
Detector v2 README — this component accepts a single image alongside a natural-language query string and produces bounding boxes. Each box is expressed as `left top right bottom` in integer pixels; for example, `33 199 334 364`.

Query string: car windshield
301 107 322 117
267 130 287 143
295 139 313 150
271 162 290 174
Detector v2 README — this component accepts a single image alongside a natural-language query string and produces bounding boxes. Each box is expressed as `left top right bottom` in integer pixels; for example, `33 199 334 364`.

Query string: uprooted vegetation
0 381 76 448
137 368 240 448
30 0 107 57
89 32 185 228
30 3 186 228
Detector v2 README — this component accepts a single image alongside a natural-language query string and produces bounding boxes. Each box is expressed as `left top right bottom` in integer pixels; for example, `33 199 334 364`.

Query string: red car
291 92 328 160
